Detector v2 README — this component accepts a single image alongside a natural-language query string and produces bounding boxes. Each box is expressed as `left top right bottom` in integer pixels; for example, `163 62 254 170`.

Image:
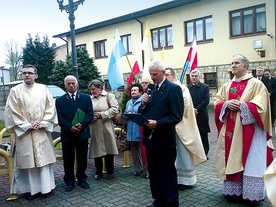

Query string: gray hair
233 54 249 69
148 60 165 71
165 67 176 78
190 69 200 76
64 75 78 84
88 79 103 89
257 66 264 71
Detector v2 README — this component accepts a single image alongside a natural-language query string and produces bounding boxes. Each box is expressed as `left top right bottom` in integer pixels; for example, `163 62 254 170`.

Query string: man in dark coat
188 69 210 157
139 60 184 207
56 75 94 192
256 66 269 87
264 69 276 125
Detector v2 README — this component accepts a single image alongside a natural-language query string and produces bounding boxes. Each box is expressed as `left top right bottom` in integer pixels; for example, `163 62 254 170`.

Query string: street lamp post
57 0 85 80
0 66 5 102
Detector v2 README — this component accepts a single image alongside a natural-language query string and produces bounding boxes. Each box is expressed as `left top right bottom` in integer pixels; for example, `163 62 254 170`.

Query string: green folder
72 108 86 125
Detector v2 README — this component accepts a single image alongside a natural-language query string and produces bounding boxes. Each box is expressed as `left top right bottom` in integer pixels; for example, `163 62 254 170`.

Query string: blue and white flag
107 29 127 90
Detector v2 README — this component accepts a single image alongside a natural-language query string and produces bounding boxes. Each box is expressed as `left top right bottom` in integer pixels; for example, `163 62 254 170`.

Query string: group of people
4 54 275 206
4 67 121 199
256 66 276 126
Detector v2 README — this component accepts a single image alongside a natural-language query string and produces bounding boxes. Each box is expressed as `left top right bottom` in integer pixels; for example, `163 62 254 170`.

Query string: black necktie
71 93 75 100
155 84 159 90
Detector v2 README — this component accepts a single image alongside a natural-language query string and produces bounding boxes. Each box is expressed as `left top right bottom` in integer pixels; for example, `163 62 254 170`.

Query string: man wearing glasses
5 64 57 200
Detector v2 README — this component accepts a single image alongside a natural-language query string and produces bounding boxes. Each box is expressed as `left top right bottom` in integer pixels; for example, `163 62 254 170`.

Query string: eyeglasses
22 72 36 75
141 82 149 84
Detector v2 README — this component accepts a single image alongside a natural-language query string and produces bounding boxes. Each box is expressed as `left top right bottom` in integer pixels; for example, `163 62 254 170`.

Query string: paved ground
0 106 275 207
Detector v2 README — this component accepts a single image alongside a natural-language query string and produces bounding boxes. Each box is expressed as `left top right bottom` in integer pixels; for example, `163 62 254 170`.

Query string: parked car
46 85 66 139
46 85 66 99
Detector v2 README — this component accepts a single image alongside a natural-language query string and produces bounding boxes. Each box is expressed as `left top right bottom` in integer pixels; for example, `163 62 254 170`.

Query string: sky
0 0 171 67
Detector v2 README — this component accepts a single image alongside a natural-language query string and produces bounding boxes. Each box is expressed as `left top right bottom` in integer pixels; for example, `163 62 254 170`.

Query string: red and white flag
179 37 197 83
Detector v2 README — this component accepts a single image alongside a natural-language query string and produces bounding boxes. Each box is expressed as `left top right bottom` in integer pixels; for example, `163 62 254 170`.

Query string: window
121 34 132 54
94 40 107 59
76 44 86 49
104 79 124 91
204 72 217 88
230 4 266 37
250 70 257 78
185 16 213 44
185 74 190 85
152 25 173 50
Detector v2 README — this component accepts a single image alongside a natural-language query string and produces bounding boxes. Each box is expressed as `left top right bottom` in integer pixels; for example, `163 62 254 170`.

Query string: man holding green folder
56 75 93 192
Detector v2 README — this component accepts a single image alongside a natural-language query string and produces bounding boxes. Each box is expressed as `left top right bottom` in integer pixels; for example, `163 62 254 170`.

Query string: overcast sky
0 0 171 66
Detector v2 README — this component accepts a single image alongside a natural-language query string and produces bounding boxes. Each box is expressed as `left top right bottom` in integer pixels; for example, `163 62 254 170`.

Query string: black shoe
134 170 143 176
64 184 75 192
224 195 243 203
107 174 114 180
178 184 189 191
77 181 90 189
144 172 149 179
94 174 102 180
24 192 34 200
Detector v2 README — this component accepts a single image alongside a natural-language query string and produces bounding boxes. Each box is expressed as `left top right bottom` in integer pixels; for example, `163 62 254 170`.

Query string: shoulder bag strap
106 93 111 108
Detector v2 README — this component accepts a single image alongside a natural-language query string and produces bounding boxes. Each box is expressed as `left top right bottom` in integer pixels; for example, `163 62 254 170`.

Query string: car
46 85 66 139
46 85 66 99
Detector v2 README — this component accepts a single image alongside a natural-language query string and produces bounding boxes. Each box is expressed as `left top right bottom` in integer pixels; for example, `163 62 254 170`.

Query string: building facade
53 0 276 101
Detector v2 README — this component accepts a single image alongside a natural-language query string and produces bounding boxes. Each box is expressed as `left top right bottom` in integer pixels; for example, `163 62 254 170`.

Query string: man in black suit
188 69 210 157
256 66 269 87
264 69 276 125
56 75 93 192
139 60 184 207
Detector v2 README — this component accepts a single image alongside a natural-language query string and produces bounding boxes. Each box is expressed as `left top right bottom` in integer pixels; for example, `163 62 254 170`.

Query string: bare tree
4 39 23 81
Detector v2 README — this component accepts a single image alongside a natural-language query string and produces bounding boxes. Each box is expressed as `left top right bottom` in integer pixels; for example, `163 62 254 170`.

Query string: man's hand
141 93 150 104
145 120 157 129
75 123 83 131
227 99 240 111
70 125 81 133
31 120 41 130
194 108 198 116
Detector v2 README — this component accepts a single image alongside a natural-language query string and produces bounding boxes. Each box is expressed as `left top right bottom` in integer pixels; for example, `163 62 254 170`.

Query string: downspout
133 16 144 68
215 66 219 92
58 36 69 55
274 0 276 58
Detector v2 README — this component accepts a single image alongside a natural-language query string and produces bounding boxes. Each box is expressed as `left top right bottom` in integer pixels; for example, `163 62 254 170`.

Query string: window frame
151 25 173 50
94 39 108 59
76 44 86 49
184 16 213 44
204 72 217 89
121 34 132 54
104 79 124 92
229 4 266 37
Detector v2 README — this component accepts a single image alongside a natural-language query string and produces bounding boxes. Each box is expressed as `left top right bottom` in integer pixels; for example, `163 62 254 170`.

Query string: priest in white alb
5 64 57 200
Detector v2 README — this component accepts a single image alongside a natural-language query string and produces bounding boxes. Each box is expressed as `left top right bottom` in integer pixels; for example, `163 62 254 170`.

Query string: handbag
106 94 123 125
114 128 130 153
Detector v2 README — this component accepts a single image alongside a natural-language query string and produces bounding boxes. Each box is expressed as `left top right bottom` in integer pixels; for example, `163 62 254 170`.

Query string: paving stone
0 107 274 207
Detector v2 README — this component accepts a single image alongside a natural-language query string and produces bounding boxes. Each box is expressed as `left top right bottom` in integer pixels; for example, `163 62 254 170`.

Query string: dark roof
53 0 200 39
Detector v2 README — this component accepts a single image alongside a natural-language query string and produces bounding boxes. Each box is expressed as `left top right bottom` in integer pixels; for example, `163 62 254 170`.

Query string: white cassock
174 81 206 185
5 82 58 196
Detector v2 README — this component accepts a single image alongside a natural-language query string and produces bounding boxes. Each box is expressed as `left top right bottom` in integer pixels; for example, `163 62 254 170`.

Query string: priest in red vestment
213 54 274 203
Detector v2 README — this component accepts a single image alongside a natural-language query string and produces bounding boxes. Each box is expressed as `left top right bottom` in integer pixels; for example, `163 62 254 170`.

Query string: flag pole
124 54 132 71
125 54 135 84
